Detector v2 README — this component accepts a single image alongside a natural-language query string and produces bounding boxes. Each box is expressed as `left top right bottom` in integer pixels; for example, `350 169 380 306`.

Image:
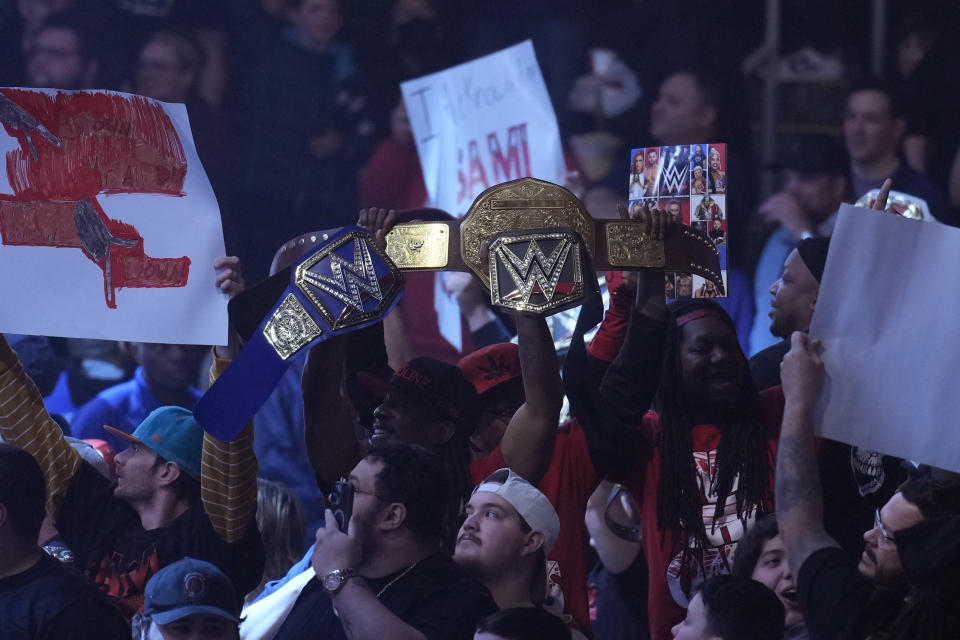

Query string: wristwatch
321 568 358 595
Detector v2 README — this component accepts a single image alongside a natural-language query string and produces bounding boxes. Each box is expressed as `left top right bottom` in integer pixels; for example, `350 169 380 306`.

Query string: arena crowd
3 1 960 639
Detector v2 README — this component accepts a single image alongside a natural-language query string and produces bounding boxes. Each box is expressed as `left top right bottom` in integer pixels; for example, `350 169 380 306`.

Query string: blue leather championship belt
195 226 403 441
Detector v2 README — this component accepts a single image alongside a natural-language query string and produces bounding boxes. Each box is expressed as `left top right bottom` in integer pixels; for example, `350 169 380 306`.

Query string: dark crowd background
4 0 958 280
4 1 960 639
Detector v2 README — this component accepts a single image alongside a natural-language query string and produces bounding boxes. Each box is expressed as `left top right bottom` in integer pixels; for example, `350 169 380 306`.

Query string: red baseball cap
457 342 522 396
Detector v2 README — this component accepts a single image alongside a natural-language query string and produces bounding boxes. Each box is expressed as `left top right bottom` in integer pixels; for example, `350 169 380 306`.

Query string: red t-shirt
470 421 600 636
626 389 782 640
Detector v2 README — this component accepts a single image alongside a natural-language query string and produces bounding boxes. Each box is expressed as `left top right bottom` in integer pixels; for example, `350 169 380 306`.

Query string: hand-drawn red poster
0 88 227 345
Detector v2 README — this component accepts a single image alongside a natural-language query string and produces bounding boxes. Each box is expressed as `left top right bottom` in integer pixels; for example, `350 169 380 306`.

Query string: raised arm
776 331 839 574
303 336 362 489
304 208 401 489
598 205 670 427
498 314 564 484
0 334 80 514
200 257 259 543
584 481 642 574
563 209 670 476
202 355 258 543
598 268 668 429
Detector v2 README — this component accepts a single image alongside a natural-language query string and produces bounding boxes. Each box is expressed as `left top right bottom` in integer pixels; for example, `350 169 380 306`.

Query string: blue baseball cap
103 406 202 480
143 557 239 625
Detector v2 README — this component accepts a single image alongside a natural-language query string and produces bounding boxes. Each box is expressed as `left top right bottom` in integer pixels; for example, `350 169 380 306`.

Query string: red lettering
487 123 530 182
466 140 489 201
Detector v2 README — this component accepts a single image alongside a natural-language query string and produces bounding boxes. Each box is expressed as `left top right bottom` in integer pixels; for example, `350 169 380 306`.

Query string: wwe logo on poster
659 145 690 197
626 142 729 300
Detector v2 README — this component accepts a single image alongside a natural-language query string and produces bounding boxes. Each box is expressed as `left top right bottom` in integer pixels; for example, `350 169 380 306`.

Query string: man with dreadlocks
583 207 782 640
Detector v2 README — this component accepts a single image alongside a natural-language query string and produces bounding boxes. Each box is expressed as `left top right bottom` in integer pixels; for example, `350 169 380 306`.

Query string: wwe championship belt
384 177 724 315
194 226 403 441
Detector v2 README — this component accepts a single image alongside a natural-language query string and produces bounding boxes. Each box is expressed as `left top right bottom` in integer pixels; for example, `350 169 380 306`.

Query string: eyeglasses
874 508 895 543
334 478 384 501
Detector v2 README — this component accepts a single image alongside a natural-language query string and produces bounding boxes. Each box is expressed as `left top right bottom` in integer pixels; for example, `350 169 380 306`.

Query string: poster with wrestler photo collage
627 143 728 299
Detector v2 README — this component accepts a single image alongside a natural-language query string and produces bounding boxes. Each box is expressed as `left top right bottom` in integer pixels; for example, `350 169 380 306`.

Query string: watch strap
321 568 359 595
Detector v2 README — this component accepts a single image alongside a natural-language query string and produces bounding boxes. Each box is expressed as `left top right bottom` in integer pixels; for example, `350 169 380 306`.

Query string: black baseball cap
356 356 481 431
796 237 831 283
143 558 239 625
767 135 848 176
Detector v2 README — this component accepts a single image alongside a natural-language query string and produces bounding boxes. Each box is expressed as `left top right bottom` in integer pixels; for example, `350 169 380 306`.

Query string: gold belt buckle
262 293 323 360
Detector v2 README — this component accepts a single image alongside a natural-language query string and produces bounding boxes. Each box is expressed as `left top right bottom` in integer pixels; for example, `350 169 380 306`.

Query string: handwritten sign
401 40 566 217
0 88 227 345
811 204 960 472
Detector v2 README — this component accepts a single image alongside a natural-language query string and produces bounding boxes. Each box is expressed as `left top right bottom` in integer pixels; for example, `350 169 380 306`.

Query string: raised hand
214 256 244 300
214 256 245 359
357 208 397 251
869 178 905 217
311 508 361 578
781 331 826 408
618 202 668 315
871 178 893 212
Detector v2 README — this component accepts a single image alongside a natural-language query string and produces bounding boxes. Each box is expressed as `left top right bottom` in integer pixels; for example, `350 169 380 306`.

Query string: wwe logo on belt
489 231 584 315
497 237 571 303
295 229 403 330
301 237 384 310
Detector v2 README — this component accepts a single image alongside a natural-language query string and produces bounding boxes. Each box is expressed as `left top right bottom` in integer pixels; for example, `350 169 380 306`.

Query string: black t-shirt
798 546 903 640
748 339 790 392
273 552 498 640
54 461 264 619
0 553 130 640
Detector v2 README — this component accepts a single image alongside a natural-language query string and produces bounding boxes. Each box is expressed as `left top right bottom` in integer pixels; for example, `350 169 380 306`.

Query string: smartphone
327 480 354 533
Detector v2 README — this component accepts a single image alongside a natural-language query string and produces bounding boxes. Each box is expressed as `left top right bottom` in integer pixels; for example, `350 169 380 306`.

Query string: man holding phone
269 440 497 640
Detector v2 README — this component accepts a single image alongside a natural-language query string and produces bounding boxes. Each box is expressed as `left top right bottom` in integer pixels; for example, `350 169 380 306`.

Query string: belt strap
384 177 724 294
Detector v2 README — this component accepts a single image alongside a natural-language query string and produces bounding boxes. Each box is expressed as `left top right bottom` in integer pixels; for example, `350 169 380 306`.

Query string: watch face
323 572 342 592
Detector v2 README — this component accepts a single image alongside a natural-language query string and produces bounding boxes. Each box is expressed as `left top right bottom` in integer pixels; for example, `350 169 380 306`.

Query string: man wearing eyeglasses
776 331 960 640
265 440 497 640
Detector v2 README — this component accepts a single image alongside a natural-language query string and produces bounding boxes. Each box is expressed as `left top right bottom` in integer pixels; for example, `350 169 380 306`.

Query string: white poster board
401 40 566 217
0 88 228 345
810 203 960 472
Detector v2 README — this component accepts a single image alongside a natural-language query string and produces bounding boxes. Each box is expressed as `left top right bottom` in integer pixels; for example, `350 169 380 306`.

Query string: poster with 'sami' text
0 88 228 345
401 40 566 217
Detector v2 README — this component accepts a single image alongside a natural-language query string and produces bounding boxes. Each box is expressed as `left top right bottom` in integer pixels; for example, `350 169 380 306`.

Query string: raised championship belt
385 177 723 315
855 188 929 220
194 226 403 441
